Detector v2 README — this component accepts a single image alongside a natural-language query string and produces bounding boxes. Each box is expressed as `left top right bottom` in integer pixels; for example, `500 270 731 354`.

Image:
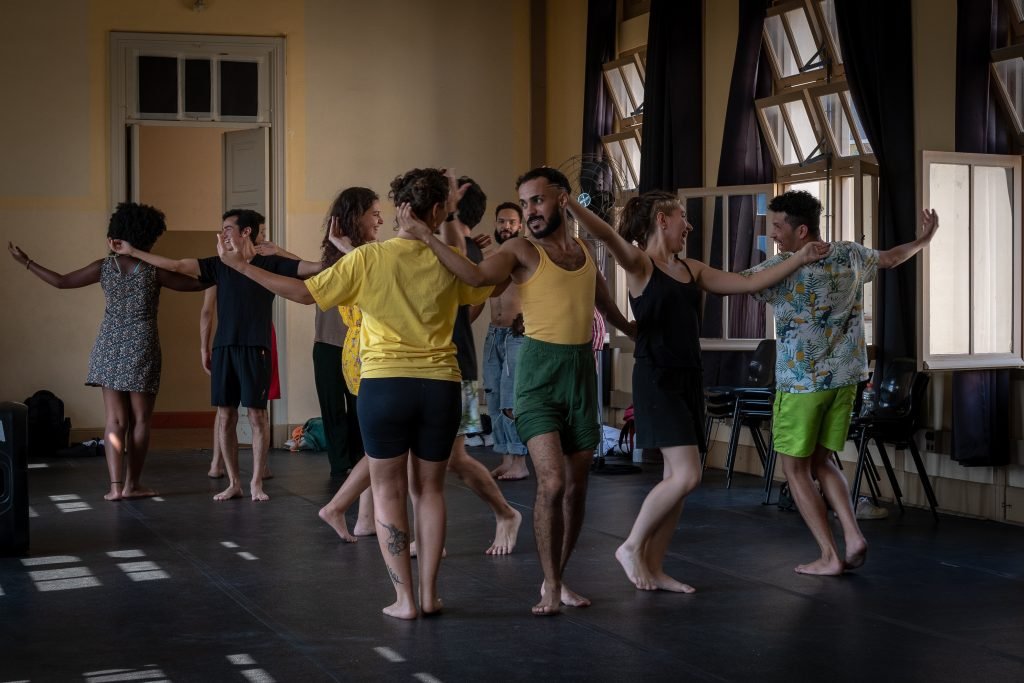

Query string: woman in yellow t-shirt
216 168 491 621
315 187 383 543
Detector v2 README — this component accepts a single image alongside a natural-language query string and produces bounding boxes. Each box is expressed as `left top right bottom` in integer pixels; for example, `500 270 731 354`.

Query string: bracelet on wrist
446 212 455 223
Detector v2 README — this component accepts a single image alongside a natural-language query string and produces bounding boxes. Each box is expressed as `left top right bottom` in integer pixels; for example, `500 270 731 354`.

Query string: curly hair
456 176 487 229
768 190 822 238
389 168 449 222
107 202 167 252
320 187 379 267
514 166 571 193
617 191 680 248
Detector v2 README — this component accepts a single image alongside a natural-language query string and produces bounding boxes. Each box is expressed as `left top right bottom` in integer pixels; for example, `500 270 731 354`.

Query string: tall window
921 151 1022 370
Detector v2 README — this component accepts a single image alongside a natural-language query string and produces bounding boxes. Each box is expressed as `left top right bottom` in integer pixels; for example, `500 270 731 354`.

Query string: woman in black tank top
568 192 828 593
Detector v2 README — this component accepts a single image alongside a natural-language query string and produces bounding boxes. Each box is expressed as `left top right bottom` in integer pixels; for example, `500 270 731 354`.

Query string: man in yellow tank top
404 167 632 616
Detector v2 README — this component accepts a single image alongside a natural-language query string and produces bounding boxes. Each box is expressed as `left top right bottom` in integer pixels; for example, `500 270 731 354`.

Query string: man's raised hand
919 209 939 243
397 202 433 242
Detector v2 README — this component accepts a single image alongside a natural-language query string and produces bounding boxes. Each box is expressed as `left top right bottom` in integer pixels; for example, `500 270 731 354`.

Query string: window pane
862 175 876 346
696 196 724 339
972 165 1014 354
220 61 259 117
785 8 820 70
603 67 632 121
818 92 856 156
727 195 770 339
621 62 644 116
184 59 211 114
928 163 971 355
765 15 800 78
842 92 872 154
838 175 855 242
818 0 843 64
993 57 1024 132
784 100 818 161
763 104 800 165
138 56 178 115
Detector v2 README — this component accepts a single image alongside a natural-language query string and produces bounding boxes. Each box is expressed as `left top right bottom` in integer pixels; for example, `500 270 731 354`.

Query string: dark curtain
702 0 774 388
951 0 1012 466
638 0 704 258
835 0 918 377
580 0 617 218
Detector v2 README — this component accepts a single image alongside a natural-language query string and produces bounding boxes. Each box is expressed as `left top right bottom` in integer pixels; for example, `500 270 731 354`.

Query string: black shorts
211 346 271 409
632 362 706 453
357 377 461 462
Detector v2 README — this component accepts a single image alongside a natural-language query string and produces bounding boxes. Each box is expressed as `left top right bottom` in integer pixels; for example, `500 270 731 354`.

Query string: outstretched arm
697 241 831 295
108 238 201 278
9 243 101 288
567 195 648 275
878 209 939 269
157 268 212 292
217 234 315 304
255 241 324 278
399 203 518 287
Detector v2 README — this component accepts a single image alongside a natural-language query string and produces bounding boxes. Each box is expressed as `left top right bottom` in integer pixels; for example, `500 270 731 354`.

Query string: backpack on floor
24 389 71 457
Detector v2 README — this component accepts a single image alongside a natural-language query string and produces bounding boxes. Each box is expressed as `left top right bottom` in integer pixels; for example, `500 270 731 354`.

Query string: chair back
875 357 917 417
746 339 776 388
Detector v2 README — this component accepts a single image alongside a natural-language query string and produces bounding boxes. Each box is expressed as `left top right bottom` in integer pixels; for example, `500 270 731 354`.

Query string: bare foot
104 485 123 502
409 541 447 559
845 538 868 570
318 505 357 542
251 485 270 502
795 557 846 576
213 484 243 501
122 486 158 499
560 584 591 608
615 544 657 590
498 460 530 481
652 572 696 593
382 600 418 620
539 581 591 608
533 581 561 616
353 521 376 537
490 464 510 478
485 508 522 555
207 469 225 479
421 596 443 616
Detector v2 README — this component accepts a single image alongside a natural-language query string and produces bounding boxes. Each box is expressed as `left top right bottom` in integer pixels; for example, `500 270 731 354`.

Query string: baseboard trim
151 411 217 428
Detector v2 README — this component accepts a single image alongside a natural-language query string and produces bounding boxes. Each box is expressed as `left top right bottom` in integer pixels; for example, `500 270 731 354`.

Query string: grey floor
1 444 1023 682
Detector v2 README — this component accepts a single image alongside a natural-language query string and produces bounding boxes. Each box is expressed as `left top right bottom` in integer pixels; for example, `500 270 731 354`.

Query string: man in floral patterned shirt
744 190 938 576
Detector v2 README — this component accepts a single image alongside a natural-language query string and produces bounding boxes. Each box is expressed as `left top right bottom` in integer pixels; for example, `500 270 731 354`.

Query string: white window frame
678 184 778 351
920 151 1024 371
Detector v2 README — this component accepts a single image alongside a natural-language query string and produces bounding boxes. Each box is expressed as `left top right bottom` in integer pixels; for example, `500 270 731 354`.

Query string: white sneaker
855 497 889 520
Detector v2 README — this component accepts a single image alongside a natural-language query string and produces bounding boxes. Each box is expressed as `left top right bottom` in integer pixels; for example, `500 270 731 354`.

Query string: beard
494 228 521 244
527 209 562 239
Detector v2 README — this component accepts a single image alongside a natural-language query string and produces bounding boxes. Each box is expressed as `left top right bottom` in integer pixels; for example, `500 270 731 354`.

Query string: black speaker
0 402 29 556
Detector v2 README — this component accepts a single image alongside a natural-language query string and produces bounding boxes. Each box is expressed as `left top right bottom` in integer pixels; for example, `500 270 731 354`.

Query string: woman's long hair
321 187 379 267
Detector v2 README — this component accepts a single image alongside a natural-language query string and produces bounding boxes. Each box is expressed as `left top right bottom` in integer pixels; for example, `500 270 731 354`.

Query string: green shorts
514 337 600 454
772 384 857 457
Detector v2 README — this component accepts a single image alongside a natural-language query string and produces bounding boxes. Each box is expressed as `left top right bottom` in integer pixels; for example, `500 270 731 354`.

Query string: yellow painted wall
2 0 532 432
544 0 588 168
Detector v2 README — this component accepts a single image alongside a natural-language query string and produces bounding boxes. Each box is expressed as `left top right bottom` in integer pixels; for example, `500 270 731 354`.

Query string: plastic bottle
860 382 876 417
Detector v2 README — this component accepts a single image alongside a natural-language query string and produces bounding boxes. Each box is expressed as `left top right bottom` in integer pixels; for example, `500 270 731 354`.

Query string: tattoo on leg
379 520 409 556
386 564 402 585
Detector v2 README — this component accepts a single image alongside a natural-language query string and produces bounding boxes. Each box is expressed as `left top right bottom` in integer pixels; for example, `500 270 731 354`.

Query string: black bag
23 390 71 457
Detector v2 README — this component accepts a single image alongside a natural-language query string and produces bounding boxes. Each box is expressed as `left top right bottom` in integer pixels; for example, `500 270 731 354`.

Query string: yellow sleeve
458 280 494 306
305 249 365 311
